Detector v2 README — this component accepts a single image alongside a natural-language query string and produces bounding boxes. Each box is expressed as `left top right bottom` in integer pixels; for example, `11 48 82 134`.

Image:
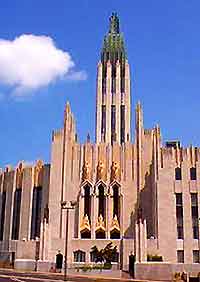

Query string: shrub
75 263 112 272
93 264 103 270
104 262 112 269
78 265 92 272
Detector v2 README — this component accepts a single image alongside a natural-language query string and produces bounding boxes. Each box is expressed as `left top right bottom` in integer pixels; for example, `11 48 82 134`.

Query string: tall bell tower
95 13 131 144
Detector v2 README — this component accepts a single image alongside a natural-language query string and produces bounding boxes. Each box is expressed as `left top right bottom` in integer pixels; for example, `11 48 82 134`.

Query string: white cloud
0 34 86 96
66 70 87 81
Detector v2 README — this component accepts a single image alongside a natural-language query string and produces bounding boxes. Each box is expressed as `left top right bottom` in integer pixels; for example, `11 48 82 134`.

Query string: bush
104 262 112 269
93 264 103 270
78 265 92 272
147 254 163 262
75 263 112 272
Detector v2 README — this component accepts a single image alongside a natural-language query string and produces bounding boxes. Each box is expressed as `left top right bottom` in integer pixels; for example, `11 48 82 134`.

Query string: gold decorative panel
16 162 23 188
97 161 106 181
111 161 120 182
34 160 43 187
82 162 90 182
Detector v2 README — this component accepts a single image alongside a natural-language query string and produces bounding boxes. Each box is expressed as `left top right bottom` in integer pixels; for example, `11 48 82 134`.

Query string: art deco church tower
96 13 131 144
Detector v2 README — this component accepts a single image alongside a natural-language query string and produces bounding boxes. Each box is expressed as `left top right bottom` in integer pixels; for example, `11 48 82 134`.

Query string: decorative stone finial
87 133 90 143
65 101 71 114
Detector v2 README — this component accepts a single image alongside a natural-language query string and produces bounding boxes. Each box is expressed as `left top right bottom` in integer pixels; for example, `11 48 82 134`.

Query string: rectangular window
191 193 199 239
176 193 183 206
101 105 106 141
175 167 182 180
193 250 200 263
190 167 197 180
176 193 184 239
74 250 86 262
0 191 6 241
120 105 125 144
30 186 42 239
11 188 22 240
84 186 91 221
111 105 116 144
120 65 125 93
102 65 107 94
90 251 96 262
177 250 184 263
112 252 119 262
111 65 116 93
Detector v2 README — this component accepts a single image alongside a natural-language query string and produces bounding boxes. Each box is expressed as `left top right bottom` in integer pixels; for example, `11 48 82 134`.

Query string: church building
0 13 200 280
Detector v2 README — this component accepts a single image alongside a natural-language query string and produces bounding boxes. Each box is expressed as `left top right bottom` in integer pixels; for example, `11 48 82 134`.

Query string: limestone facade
0 13 200 278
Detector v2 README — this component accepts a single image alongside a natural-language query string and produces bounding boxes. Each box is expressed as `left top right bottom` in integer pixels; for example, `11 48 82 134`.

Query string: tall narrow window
96 185 106 239
193 250 200 263
190 167 197 180
113 185 120 219
112 252 119 262
0 191 6 241
176 193 184 239
111 185 120 239
111 105 116 144
111 65 116 93
98 185 105 219
120 64 125 93
191 193 199 239
11 188 22 240
120 105 125 144
90 250 97 262
101 105 106 142
175 167 182 180
177 250 184 263
102 64 107 94
84 185 91 221
30 186 42 239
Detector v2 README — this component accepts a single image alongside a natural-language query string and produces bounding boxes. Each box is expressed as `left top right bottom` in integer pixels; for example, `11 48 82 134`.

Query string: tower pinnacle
101 13 126 64
109 12 120 34
96 14 131 145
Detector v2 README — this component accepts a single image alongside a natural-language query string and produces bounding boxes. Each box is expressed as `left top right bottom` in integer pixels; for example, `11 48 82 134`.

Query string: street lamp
61 200 77 281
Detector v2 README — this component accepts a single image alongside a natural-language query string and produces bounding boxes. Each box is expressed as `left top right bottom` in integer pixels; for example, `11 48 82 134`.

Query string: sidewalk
0 268 136 282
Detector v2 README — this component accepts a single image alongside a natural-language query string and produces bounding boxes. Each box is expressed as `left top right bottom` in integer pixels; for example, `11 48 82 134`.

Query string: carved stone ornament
80 214 91 232
34 160 43 187
82 161 90 181
111 161 120 182
97 161 106 181
16 162 23 188
96 214 105 231
110 215 120 231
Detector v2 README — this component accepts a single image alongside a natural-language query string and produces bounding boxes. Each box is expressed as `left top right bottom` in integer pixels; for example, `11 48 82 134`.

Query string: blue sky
0 0 200 167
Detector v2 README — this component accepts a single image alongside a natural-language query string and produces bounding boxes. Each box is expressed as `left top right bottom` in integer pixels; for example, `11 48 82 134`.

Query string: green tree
91 243 118 264
91 245 104 262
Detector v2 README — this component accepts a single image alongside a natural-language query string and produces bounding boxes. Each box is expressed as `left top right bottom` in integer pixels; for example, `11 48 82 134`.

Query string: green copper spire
101 13 126 64
109 12 120 34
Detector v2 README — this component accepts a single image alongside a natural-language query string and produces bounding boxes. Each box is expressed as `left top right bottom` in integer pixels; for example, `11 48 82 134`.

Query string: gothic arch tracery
79 182 92 239
110 182 121 239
